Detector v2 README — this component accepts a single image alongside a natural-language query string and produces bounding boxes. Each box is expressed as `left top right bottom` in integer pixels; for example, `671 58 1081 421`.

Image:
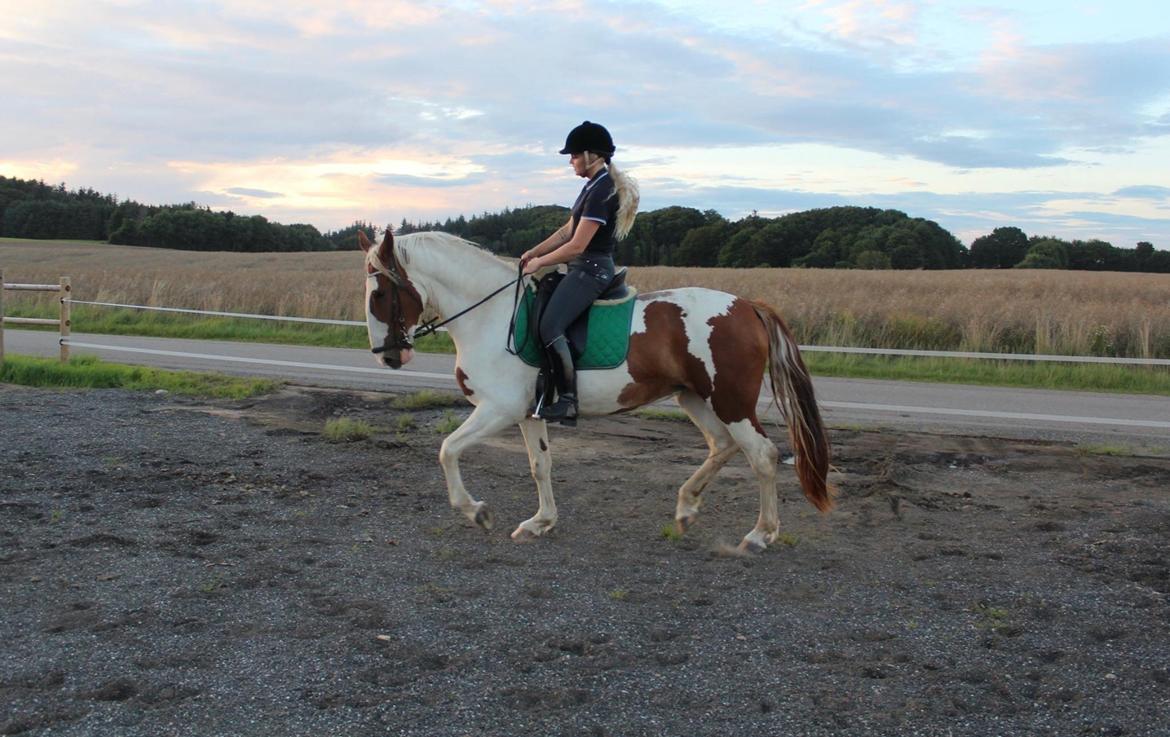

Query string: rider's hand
522 256 541 276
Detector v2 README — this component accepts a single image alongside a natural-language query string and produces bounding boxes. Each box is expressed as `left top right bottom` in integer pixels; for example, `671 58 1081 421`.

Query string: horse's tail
751 300 835 513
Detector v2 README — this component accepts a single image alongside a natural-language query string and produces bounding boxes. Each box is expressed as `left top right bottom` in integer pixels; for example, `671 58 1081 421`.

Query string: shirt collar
584 166 609 191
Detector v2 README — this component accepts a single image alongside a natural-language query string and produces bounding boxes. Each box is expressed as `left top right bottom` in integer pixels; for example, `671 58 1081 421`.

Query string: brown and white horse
360 229 834 551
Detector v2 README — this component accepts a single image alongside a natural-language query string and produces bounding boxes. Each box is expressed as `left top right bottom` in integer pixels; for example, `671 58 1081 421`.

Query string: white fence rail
56 295 1170 368
7 284 1169 368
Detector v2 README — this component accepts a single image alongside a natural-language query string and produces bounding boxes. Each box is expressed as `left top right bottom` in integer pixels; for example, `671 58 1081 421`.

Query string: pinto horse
359 229 833 551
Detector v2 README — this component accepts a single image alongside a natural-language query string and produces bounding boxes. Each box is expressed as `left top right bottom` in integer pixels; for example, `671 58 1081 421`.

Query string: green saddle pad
512 287 638 370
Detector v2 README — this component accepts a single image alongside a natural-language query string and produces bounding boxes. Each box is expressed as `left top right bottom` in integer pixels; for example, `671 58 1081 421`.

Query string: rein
413 271 522 341
369 247 522 353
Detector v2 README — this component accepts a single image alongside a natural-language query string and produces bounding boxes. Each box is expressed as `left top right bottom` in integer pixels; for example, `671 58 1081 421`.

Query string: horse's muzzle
374 348 413 369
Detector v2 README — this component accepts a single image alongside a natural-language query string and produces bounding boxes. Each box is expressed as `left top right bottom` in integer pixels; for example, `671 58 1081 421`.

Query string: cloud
226 186 282 198
2 0 1168 249
374 173 488 188
1114 185 1170 200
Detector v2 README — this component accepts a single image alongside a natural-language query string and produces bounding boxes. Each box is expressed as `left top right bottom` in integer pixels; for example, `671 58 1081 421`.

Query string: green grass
4 306 455 352
633 407 690 422
972 602 1013 632
802 352 1170 396
1075 443 1134 457
391 388 465 410
0 354 279 398
323 417 377 442
394 413 416 432
434 410 462 434
8 307 1167 395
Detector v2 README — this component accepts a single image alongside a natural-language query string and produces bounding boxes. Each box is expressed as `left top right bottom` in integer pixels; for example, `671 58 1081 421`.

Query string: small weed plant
392 389 465 411
633 407 690 422
324 417 376 442
434 410 462 434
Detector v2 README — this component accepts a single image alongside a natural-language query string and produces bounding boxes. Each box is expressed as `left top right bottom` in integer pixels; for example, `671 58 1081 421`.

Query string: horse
358 228 834 552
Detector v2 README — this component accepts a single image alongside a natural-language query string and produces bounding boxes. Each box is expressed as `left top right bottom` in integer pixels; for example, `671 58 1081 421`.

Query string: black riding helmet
559 121 616 157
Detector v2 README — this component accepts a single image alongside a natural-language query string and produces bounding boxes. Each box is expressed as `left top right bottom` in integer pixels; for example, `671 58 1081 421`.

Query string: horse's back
633 286 740 327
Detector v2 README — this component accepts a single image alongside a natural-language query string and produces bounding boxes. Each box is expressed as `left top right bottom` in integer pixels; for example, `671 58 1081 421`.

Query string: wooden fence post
60 276 71 363
1 268 6 366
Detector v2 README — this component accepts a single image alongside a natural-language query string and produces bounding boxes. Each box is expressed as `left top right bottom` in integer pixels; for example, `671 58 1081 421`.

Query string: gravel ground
2 384 1169 737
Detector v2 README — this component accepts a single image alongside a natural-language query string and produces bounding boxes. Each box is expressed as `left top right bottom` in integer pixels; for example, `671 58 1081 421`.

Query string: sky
2 0 1169 248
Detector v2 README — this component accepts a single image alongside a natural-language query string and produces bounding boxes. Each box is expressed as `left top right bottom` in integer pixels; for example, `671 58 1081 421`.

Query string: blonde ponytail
607 161 640 241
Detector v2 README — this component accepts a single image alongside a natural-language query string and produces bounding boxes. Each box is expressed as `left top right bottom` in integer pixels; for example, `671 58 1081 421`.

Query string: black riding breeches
538 254 615 345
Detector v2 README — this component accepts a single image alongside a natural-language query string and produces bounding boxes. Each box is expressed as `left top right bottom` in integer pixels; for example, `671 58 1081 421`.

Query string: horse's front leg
438 403 516 530
512 418 556 542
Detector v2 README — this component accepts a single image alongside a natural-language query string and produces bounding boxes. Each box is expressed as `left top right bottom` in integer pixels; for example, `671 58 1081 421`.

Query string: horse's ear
380 225 394 250
358 229 373 253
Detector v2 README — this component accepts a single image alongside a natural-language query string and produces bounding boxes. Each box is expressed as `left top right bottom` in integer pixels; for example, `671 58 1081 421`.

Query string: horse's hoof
474 506 494 530
675 516 696 535
737 538 766 555
511 526 540 543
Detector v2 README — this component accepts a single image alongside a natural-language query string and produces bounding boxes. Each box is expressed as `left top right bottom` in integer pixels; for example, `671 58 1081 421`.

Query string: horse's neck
402 236 514 349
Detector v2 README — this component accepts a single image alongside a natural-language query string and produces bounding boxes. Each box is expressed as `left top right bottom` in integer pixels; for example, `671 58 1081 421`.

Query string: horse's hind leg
512 418 557 542
724 417 781 553
438 404 515 530
674 391 739 534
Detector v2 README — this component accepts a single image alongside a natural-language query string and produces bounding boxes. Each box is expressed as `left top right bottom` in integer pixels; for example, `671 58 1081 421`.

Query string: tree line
3 174 1165 271
0 175 357 252
401 206 1169 272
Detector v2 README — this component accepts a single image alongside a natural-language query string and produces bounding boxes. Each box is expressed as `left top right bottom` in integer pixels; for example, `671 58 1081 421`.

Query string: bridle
367 244 522 357
367 248 424 356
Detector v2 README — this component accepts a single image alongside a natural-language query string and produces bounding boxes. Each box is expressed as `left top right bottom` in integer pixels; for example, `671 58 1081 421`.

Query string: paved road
6 330 1170 449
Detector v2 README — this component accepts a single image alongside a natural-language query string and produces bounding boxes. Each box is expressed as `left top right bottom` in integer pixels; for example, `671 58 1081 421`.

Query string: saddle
511 268 637 370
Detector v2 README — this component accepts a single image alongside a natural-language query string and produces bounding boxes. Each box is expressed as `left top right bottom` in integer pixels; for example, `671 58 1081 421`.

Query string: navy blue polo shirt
570 167 619 256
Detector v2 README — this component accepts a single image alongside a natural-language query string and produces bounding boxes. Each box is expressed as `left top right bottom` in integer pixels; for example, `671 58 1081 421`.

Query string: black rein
372 261 523 354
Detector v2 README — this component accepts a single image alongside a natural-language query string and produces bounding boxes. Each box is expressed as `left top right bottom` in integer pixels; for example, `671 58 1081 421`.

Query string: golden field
3 238 1169 358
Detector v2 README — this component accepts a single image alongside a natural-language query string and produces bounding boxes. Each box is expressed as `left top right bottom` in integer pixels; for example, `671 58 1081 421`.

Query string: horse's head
359 227 425 369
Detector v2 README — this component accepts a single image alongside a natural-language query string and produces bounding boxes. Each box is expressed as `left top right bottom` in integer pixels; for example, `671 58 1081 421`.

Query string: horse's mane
390 231 513 282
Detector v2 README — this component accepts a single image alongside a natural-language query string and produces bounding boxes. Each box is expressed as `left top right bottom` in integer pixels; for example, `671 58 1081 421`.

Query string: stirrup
530 368 553 419
538 394 578 427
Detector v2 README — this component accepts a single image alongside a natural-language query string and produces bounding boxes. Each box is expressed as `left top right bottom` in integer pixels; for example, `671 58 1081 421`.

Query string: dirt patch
2 384 1168 736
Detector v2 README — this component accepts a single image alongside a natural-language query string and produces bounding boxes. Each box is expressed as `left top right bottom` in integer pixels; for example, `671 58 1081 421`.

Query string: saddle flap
512 279 638 370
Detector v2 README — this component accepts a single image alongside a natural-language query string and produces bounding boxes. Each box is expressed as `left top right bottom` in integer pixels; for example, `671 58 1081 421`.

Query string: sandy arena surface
2 384 1169 736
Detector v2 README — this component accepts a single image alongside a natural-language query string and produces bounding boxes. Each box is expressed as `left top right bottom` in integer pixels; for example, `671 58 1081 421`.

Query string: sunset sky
2 0 1168 247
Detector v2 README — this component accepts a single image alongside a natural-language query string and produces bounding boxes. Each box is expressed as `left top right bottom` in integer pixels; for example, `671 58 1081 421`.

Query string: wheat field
3 239 1169 358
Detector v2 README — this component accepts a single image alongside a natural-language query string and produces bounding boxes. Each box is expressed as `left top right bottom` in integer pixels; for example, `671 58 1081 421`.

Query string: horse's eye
371 289 385 299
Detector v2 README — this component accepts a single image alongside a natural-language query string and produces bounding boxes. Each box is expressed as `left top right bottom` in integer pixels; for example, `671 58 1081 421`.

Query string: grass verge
802 352 1170 396
4 306 455 352
8 309 1168 395
0 354 280 398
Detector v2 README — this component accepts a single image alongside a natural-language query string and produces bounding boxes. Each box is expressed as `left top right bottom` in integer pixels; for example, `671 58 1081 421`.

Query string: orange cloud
0 157 79 182
165 148 501 227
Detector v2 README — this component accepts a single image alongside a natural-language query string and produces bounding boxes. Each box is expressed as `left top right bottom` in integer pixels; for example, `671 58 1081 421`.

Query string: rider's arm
523 219 600 272
522 217 573 263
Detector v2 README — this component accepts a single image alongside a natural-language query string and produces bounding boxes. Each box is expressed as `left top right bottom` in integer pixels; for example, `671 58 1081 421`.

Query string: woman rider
520 121 639 425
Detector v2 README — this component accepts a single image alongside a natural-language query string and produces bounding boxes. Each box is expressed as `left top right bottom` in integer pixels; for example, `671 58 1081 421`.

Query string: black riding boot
538 336 578 426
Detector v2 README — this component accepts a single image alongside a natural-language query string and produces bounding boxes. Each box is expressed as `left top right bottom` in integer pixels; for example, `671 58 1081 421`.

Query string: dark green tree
969 226 1029 268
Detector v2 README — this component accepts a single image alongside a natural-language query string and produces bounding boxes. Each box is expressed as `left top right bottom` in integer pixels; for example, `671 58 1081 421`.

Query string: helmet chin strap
582 152 607 174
